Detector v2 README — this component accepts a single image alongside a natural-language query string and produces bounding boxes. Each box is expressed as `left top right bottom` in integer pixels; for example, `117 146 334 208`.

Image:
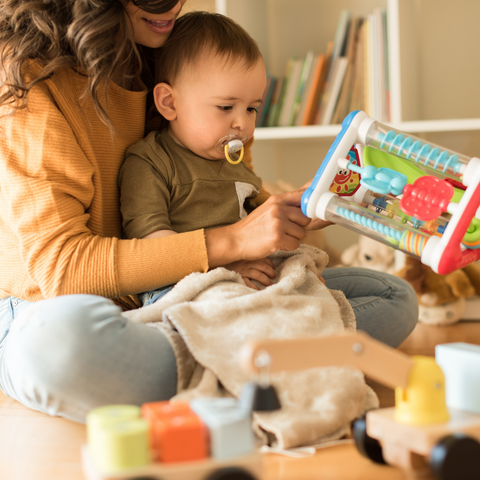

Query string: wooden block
367 407 480 458
150 409 208 463
141 401 191 423
90 418 150 473
435 342 480 414
141 400 191 450
190 397 254 461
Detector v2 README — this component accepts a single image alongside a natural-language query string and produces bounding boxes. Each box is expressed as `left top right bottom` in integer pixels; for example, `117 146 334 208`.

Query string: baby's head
153 11 266 161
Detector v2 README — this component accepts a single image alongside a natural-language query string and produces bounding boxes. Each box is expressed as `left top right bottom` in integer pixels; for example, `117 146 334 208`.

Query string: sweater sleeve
0 80 208 300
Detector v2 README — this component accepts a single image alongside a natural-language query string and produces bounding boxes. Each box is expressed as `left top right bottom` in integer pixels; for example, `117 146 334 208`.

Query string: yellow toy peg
394 355 450 426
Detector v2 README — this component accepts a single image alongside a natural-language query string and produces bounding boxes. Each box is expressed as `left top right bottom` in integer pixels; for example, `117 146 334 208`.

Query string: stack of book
256 8 390 128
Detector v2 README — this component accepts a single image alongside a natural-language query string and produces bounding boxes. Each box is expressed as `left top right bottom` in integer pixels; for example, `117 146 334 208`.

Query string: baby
119 11 275 305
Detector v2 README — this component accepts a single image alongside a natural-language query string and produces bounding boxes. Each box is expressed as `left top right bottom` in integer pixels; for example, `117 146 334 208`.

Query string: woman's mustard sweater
0 67 222 310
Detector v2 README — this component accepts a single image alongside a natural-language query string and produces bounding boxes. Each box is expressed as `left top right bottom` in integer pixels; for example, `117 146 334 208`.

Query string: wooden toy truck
240 331 480 480
82 331 480 480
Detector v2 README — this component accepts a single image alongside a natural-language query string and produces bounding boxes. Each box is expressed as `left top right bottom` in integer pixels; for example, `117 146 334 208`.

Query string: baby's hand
223 258 276 290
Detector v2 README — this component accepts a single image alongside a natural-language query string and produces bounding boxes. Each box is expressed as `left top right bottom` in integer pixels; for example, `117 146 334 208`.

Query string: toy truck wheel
205 466 257 480
129 477 161 480
352 414 386 465
429 434 480 480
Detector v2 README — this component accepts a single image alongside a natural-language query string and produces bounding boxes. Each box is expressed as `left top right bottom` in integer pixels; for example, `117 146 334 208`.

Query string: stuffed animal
341 236 396 274
395 256 480 326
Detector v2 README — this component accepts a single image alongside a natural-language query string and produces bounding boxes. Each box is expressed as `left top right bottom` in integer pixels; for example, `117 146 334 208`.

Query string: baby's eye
217 105 233 112
247 107 259 113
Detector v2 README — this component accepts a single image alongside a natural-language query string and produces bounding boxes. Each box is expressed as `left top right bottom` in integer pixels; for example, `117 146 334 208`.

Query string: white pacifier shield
227 139 243 153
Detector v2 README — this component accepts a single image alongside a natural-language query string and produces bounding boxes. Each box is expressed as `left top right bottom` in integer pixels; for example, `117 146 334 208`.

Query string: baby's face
168 53 267 160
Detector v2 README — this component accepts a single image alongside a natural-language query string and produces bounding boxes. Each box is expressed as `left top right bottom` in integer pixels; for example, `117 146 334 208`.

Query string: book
375 8 385 121
315 10 351 124
332 16 360 124
363 17 372 117
295 54 320 126
330 9 352 65
266 77 285 127
278 57 303 127
383 9 390 122
318 57 349 125
348 19 365 113
307 41 333 125
256 75 276 127
289 50 315 126
269 58 294 126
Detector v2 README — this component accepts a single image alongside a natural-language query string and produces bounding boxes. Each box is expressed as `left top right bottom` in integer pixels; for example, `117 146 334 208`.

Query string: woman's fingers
206 190 316 268
306 218 333 231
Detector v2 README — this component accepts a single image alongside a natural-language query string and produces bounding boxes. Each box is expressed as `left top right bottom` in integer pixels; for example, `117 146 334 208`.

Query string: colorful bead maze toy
302 110 480 274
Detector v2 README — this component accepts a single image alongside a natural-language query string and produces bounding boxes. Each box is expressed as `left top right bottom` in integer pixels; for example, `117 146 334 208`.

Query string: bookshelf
214 0 480 190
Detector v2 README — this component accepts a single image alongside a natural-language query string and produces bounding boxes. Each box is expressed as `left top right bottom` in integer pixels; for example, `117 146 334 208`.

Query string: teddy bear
395 255 480 326
340 236 396 274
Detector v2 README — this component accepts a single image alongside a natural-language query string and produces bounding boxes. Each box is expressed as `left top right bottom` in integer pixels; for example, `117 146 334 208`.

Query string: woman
0 0 417 422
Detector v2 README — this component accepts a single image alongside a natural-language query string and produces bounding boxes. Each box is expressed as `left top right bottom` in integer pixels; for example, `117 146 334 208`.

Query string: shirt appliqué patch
235 182 259 219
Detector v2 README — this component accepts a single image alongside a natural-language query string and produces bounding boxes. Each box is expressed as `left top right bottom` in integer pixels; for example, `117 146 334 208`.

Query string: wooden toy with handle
240 331 480 480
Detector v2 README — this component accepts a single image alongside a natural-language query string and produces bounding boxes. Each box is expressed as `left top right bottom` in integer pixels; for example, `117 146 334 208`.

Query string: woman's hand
206 189 311 268
223 257 276 290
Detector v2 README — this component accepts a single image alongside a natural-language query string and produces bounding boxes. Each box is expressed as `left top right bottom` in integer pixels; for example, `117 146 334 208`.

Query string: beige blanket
123 245 378 449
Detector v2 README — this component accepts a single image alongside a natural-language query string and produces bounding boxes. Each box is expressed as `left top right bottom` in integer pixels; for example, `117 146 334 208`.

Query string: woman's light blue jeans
0 267 418 423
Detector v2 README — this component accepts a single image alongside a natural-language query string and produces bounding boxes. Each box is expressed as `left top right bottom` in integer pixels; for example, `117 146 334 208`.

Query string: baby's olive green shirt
119 129 264 239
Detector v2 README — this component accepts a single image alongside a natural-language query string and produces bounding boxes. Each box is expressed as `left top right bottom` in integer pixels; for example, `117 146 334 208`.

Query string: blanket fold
123 245 378 449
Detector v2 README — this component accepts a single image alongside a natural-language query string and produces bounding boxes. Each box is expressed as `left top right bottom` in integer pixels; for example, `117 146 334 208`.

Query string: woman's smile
142 18 174 34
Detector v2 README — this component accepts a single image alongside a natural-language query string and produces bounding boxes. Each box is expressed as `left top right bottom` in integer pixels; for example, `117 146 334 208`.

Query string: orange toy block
141 401 191 424
142 401 191 450
142 401 209 463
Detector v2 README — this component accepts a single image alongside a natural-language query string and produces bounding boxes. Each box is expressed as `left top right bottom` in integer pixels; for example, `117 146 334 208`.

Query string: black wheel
205 466 257 480
129 477 161 480
429 434 480 480
352 414 386 464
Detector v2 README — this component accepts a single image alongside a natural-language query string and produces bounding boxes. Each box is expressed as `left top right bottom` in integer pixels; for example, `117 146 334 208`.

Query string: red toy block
141 401 208 463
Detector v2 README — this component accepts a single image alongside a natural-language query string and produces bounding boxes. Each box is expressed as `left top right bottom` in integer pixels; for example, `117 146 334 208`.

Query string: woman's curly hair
0 0 178 130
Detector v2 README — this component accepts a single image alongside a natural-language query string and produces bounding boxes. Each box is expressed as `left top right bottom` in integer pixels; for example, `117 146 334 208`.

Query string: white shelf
218 0 480 187
254 118 480 141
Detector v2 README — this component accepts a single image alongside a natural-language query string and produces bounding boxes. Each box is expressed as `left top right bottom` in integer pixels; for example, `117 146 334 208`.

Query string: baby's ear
153 83 176 120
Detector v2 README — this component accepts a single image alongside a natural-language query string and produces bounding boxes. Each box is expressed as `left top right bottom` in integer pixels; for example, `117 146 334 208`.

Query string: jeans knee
5 295 123 388
390 276 419 340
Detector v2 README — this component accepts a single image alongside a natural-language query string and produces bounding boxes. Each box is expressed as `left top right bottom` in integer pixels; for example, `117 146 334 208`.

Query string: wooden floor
2 320 480 480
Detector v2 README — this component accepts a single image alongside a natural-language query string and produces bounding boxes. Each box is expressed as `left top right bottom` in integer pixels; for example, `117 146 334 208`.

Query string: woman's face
125 1 187 48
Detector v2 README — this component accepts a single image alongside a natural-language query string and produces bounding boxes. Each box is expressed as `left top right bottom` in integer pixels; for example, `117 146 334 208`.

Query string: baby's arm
223 257 276 290
143 230 177 239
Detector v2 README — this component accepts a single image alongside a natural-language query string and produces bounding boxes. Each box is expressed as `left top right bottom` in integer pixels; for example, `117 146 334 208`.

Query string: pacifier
215 135 250 165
